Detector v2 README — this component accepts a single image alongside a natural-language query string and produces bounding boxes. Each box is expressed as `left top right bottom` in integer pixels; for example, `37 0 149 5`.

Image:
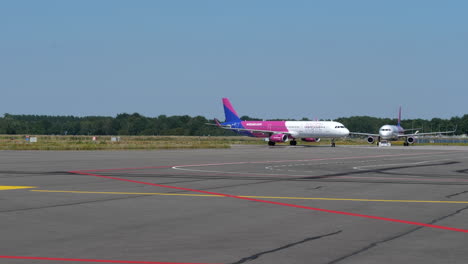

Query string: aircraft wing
205 118 227 127
349 132 380 137
220 126 291 135
205 119 290 135
399 130 456 137
205 123 234 129
403 128 421 132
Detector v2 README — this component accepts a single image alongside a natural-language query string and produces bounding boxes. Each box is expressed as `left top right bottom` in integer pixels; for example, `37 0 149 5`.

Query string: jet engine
367 136 375 144
269 134 289 142
406 136 415 144
301 138 321 142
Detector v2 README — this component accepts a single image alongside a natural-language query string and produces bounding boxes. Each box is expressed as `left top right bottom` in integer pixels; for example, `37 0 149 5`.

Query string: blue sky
1 1 467 120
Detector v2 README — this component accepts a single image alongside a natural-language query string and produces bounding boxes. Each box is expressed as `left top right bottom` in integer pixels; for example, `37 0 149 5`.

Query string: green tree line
0 113 234 136
0 113 467 136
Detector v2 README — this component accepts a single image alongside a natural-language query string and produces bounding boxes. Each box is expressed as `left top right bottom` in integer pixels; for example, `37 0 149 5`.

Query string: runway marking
169 157 468 183
0 186 36 190
170 151 465 172
31 190 468 204
265 158 452 171
0 255 219 264
70 170 468 233
170 152 468 182
352 159 452 170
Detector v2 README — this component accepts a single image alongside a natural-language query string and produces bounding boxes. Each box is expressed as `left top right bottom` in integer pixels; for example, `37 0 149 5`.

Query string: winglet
450 125 458 133
205 118 223 127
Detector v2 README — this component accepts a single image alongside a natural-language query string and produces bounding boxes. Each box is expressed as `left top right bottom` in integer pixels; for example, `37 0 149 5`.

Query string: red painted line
0 256 218 264
71 171 468 233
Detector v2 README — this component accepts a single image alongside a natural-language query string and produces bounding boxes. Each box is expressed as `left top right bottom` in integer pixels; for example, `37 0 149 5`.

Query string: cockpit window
335 126 346 128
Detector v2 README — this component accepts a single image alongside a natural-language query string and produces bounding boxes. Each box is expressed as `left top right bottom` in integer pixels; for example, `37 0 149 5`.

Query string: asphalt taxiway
1 145 468 264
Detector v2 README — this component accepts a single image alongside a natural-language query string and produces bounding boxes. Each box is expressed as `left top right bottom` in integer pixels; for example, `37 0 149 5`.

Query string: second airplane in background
351 107 456 146
212 98 349 147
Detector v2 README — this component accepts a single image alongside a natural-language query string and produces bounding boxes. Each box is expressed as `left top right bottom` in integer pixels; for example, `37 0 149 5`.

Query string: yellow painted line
30 190 468 204
244 196 468 204
0 186 36 190
31 190 220 197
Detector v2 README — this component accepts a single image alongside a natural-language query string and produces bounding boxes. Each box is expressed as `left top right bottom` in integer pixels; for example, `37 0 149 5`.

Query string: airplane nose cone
381 132 391 138
343 128 350 136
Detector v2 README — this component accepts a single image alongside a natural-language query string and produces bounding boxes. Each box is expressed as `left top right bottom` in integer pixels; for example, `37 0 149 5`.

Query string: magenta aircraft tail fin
222 98 242 123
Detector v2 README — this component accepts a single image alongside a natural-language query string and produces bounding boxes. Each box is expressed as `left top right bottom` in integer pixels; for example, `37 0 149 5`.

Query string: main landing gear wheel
268 141 276 146
290 140 297 146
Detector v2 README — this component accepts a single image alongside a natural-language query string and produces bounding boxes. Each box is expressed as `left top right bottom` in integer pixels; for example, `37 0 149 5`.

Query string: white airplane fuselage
240 121 350 139
378 125 405 141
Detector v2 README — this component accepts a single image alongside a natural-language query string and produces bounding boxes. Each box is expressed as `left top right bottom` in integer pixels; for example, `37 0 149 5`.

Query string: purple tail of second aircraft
397 106 402 127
